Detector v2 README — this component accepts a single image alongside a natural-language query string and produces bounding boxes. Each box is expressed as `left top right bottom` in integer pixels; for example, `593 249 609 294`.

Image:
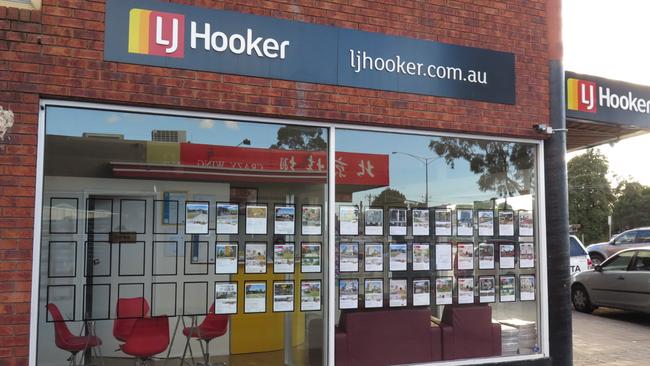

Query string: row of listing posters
214 280 322 314
213 242 322 274
185 202 323 235
338 206 534 237
338 242 535 272
338 275 536 309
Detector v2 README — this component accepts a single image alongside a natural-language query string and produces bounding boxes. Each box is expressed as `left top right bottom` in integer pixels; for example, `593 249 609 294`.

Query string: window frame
31 99 548 366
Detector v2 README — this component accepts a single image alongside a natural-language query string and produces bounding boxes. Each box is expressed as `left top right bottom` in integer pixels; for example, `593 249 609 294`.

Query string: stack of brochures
498 319 537 355
500 323 519 356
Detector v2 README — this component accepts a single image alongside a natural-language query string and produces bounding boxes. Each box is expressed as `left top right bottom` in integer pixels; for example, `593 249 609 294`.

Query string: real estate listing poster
301 205 322 236
457 243 474 270
520 275 536 301
245 243 267 274
498 210 515 236
364 243 384 272
364 208 384 236
244 282 266 313
301 243 321 273
364 279 384 308
457 209 474 236
458 277 474 304
412 208 430 236
435 277 453 305
215 282 238 314
215 242 238 274
339 279 359 309
339 206 359 236
434 209 452 236
499 243 516 269
185 201 210 234
273 243 295 273
412 279 431 306
216 203 239 234
339 242 359 272
478 210 494 236
245 204 268 235
389 279 408 307
478 243 495 269
273 281 295 312
479 276 496 303
389 208 407 236
435 243 452 270
274 205 296 235
412 243 430 271
519 242 535 268
300 280 322 311
519 211 534 236
389 243 408 271
500 276 516 302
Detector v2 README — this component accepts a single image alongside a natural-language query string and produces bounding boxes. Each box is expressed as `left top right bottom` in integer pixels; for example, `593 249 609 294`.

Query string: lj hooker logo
128 9 185 58
567 78 597 113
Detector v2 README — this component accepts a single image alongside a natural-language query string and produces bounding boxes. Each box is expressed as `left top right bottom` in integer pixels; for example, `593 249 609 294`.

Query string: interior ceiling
566 118 648 152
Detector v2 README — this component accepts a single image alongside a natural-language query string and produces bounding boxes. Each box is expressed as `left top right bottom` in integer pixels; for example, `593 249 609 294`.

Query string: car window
631 251 650 271
570 237 587 256
601 251 635 271
635 230 650 243
614 231 637 245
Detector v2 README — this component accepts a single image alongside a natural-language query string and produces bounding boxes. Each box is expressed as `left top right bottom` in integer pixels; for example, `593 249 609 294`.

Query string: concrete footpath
573 308 650 366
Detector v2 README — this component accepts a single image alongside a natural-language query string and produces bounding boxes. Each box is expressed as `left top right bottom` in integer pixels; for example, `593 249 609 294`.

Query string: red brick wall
0 0 551 364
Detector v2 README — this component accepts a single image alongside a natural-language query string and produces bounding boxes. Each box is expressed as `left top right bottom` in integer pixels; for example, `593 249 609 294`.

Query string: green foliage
270 126 326 150
371 188 407 208
568 149 613 243
612 180 650 233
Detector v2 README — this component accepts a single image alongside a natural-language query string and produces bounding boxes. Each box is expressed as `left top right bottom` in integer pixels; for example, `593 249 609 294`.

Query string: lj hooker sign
104 0 515 104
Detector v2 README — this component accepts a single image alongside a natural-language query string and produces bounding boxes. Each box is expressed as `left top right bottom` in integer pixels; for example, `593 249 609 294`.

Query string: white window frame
0 0 41 10
31 99 549 366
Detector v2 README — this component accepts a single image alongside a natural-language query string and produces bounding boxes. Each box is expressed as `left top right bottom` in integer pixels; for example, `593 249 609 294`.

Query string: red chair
113 297 150 343
182 304 229 366
46 303 102 366
121 316 170 365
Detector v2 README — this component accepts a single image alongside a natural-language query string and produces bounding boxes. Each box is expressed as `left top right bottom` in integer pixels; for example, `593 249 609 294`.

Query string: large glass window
39 106 329 366
334 129 541 364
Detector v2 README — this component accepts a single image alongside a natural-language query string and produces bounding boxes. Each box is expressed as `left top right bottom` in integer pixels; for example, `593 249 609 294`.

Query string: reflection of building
152 130 187 142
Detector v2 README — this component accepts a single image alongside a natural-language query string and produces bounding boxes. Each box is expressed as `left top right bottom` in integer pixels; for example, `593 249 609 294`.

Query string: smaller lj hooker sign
104 0 516 104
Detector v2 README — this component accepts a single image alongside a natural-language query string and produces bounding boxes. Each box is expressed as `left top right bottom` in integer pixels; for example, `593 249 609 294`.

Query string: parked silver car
586 227 650 265
571 246 650 314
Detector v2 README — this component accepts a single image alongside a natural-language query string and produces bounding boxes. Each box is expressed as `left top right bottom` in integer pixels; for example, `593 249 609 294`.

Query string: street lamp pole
391 151 438 207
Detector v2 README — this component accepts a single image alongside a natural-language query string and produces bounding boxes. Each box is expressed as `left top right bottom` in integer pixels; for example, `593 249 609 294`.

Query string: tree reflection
429 137 534 197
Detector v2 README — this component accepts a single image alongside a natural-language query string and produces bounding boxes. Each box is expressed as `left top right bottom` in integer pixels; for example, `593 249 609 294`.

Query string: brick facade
0 1 551 364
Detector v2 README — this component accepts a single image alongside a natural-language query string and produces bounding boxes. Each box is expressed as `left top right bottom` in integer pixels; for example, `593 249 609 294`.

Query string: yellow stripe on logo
567 78 578 110
128 9 151 54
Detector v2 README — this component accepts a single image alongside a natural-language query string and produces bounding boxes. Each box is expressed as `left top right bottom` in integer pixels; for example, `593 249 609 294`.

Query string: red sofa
440 304 502 360
335 308 442 366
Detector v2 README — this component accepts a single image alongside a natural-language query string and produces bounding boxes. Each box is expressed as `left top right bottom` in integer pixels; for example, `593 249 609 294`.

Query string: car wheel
572 284 594 313
589 253 605 266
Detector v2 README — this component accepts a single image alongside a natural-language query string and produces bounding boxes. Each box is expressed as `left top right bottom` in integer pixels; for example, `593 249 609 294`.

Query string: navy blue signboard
104 0 516 104
566 71 650 128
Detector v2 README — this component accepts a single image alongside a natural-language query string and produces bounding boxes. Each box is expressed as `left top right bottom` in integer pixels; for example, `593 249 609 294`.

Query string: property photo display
185 201 209 234
301 205 322 236
339 242 359 272
246 204 268 235
364 243 384 272
435 243 452 270
339 205 359 236
244 281 267 313
498 210 515 236
364 279 384 308
389 278 408 307
216 203 239 234
412 243 430 271
434 209 452 236
412 208 430 236
274 204 296 235
457 243 474 270
458 277 475 304
339 279 359 309
389 243 407 271
412 279 431 306
478 210 494 236
300 243 321 273
215 282 238 314
364 208 384 236
389 207 407 236
273 281 295 312
479 276 496 303
300 280 322 311
478 242 495 269
273 243 295 273
500 275 516 302
520 275 536 301
457 209 474 236
519 210 534 236
499 243 516 269
245 243 267 273
519 242 535 268
215 242 238 274
435 277 453 305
